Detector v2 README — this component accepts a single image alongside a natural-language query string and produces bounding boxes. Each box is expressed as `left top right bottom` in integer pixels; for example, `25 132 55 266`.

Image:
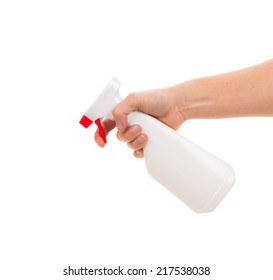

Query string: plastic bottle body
128 111 235 213
80 77 235 213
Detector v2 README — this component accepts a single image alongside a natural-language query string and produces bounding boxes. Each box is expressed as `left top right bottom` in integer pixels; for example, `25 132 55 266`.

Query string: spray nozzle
79 77 123 144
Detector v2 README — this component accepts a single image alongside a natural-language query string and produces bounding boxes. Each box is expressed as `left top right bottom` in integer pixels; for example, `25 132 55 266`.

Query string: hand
95 58 273 158
94 86 187 158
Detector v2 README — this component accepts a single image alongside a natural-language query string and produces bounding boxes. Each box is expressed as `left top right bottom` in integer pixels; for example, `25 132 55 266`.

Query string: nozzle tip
79 115 93 128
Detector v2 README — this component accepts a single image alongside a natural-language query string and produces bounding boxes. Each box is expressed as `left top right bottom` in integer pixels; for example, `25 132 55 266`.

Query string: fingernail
131 125 141 134
134 149 143 158
137 134 147 144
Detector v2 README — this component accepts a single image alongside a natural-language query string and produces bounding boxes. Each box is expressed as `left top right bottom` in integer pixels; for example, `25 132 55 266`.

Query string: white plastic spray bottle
80 78 235 213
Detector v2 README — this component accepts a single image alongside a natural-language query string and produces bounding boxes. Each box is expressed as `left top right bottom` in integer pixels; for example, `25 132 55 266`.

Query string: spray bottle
80 78 235 213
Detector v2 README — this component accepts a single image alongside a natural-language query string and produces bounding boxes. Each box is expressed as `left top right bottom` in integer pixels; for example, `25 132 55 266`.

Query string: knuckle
126 92 137 102
116 131 125 142
112 106 118 118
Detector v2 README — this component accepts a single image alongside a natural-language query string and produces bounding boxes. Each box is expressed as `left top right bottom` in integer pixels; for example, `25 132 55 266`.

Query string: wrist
173 78 215 121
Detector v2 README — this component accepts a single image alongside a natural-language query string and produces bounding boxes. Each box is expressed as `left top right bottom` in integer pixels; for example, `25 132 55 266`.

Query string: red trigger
95 118 107 144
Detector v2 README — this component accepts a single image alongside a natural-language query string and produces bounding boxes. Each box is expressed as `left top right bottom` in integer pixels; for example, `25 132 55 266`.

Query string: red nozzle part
95 118 107 144
79 115 93 128
79 115 107 144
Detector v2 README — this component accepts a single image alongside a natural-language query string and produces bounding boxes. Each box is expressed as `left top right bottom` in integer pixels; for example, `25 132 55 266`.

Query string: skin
95 59 273 158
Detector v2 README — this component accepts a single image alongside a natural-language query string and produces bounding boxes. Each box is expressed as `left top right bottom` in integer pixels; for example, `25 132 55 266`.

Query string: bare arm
95 59 273 157
178 59 273 120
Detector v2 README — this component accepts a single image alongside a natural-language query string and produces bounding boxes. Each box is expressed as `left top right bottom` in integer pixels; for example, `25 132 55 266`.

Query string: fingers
112 93 141 131
126 133 148 151
94 118 148 159
134 149 144 158
116 124 141 141
95 94 148 158
112 93 148 158
117 124 148 158
94 118 116 147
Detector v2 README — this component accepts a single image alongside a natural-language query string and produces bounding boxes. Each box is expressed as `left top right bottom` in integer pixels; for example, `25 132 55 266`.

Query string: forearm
176 59 273 120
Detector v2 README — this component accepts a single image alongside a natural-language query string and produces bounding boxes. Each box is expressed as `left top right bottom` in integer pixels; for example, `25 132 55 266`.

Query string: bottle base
196 171 235 213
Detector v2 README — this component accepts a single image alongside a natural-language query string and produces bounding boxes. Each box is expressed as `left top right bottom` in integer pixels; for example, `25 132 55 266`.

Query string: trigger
95 118 107 144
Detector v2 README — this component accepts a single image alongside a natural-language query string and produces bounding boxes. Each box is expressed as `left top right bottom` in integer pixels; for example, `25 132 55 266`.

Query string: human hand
95 59 273 157
94 86 187 158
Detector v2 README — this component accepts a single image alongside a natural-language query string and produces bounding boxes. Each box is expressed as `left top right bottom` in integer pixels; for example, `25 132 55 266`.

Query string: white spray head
79 77 123 143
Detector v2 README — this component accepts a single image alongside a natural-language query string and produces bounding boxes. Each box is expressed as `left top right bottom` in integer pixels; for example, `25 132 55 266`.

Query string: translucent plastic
80 78 235 213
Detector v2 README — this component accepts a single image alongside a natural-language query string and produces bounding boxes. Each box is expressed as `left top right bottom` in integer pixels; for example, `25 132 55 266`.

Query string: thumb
112 93 141 131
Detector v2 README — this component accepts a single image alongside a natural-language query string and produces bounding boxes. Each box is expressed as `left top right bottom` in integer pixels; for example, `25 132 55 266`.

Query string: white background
1 0 273 279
